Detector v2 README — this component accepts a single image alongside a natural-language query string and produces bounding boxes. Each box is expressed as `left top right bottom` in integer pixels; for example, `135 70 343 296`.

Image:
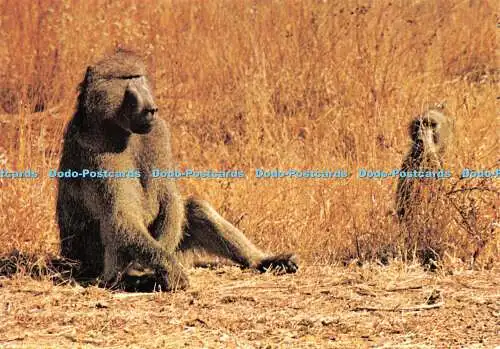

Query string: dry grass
0 1 498 346
0 0 497 266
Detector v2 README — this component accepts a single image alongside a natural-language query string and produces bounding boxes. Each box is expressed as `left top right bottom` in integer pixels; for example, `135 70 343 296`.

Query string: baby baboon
395 106 454 262
57 51 297 291
396 106 454 219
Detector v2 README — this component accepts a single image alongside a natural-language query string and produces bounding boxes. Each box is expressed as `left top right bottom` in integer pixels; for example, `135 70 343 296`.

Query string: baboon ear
77 66 94 94
409 118 418 139
84 66 95 84
435 101 447 110
447 115 456 132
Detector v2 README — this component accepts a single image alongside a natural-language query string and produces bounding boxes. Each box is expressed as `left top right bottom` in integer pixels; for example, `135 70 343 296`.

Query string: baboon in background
396 106 454 218
57 51 298 291
395 106 454 262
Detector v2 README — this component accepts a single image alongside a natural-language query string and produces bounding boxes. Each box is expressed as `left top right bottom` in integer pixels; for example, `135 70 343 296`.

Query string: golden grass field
0 0 498 347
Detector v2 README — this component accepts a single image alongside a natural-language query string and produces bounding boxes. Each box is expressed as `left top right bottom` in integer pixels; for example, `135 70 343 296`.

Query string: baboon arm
152 193 185 253
83 178 170 269
99 211 171 270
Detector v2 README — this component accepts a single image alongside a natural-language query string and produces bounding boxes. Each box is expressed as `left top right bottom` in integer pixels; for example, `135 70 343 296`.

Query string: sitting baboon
395 106 454 262
57 50 297 291
396 106 454 218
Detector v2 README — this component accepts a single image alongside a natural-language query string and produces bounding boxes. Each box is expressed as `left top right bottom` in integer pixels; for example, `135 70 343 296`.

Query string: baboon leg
100 216 189 290
101 247 123 282
179 197 298 273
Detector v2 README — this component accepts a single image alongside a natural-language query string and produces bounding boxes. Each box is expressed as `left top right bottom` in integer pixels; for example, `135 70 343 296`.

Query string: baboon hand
156 265 189 291
256 253 299 274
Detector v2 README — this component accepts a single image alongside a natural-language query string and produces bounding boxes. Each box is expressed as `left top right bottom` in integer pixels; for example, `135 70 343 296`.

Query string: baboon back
57 125 104 278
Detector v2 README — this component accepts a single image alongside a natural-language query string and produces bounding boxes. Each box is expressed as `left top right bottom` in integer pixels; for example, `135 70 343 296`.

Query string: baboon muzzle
418 128 437 155
122 78 158 134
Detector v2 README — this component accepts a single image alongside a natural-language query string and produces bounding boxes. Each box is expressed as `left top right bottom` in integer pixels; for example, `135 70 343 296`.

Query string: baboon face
84 67 158 134
409 110 452 155
118 76 159 134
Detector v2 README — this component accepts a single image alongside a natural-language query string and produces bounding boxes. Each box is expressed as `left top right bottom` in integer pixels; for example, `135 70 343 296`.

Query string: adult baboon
395 106 454 262
57 51 297 291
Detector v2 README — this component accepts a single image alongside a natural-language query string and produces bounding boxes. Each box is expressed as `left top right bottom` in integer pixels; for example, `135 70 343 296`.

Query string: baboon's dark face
120 76 159 134
88 75 158 135
410 110 452 155
411 116 439 153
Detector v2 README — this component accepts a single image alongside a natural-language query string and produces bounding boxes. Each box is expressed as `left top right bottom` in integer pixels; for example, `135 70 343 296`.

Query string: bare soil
0 265 498 348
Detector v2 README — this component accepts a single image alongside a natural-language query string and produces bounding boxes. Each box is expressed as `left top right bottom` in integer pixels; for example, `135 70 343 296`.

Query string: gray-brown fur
395 106 454 264
57 51 297 291
396 106 454 220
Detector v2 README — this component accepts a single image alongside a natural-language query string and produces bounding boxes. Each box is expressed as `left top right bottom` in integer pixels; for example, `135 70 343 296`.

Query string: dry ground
1 264 498 348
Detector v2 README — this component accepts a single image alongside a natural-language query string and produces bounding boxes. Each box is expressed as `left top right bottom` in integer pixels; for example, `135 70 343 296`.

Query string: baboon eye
421 120 436 128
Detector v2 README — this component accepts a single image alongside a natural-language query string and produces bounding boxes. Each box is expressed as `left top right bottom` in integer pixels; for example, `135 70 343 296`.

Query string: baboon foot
105 262 189 292
115 269 189 292
256 253 298 274
120 272 159 292
102 264 157 292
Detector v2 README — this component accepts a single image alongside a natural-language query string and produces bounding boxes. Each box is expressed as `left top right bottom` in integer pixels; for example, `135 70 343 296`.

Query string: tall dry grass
0 0 497 268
